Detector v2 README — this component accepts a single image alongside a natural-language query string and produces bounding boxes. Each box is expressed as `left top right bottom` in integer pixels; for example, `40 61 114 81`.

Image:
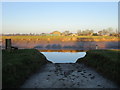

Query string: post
5 39 11 50
96 45 98 49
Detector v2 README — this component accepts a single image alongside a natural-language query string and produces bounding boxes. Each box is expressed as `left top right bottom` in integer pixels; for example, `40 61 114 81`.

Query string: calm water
41 52 86 63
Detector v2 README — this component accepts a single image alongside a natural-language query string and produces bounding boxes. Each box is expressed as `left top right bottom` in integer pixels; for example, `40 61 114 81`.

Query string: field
2 49 51 88
2 35 120 41
76 50 120 85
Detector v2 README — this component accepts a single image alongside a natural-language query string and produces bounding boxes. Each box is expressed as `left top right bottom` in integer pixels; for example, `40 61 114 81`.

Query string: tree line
2 27 119 37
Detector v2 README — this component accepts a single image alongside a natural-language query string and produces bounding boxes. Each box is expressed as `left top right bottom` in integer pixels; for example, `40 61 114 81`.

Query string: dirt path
21 63 118 88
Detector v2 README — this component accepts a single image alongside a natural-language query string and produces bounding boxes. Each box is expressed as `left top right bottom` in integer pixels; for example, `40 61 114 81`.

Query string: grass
1 36 119 43
2 35 119 40
76 49 120 85
2 49 51 88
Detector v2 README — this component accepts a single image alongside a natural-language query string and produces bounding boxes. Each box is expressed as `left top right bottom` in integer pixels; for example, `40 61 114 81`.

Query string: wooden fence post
5 39 11 51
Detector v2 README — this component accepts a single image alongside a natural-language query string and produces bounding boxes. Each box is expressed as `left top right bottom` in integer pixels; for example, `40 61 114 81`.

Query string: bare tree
62 31 70 36
77 30 82 35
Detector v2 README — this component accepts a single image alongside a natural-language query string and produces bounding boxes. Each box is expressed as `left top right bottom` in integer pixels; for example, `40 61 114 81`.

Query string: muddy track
21 63 118 88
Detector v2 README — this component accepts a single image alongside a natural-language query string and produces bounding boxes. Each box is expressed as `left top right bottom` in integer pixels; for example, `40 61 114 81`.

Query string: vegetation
76 50 120 85
77 29 94 36
2 35 119 40
2 49 51 88
2 27 119 36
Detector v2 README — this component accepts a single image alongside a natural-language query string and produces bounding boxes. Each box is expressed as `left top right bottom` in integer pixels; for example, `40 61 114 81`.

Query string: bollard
96 45 98 49
5 39 11 51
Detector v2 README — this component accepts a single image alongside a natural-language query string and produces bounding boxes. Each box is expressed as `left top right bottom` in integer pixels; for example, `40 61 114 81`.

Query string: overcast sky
2 2 118 34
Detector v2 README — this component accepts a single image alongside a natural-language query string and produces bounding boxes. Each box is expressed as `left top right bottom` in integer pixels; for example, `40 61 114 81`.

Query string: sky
2 2 118 34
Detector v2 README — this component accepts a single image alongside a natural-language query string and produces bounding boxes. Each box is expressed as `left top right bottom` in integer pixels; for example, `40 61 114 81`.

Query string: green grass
76 50 120 85
2 49 51 88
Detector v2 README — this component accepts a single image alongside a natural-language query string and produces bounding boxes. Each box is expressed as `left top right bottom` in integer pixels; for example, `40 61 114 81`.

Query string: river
41 51 86 63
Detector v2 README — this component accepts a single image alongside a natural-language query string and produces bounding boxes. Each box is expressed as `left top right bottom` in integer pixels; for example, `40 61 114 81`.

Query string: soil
21 63 118 88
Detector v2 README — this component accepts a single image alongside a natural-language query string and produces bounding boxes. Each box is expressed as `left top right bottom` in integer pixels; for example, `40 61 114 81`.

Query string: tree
62 31 70 36
107 27 113 33
102 29 109 35
106 27 115 34
77 30 82 35
98 31 103 36
92 33 98 36
80 29 94 36
98 28 112 36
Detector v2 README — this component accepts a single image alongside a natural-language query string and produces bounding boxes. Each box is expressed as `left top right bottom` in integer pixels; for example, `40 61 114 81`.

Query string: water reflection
39 49 87 52
41 50 86 63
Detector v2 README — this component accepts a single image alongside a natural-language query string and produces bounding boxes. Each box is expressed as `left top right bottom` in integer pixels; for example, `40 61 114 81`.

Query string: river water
41 51 86 63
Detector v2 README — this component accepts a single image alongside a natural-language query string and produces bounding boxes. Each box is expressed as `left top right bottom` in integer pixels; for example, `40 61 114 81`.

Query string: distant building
51 31 61 36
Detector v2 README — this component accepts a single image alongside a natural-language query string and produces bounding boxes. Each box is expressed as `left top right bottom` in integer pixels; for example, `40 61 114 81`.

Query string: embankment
76 50 120 85
1 36 120 49
2 49 51 88
2 35 120 42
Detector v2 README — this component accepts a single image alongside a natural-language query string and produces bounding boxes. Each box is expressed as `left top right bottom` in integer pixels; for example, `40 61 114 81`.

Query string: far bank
1 36 120 49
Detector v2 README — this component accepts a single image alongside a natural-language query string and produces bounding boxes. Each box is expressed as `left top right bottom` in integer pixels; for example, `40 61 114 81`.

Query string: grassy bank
76 50 120 85
2 49 51 88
